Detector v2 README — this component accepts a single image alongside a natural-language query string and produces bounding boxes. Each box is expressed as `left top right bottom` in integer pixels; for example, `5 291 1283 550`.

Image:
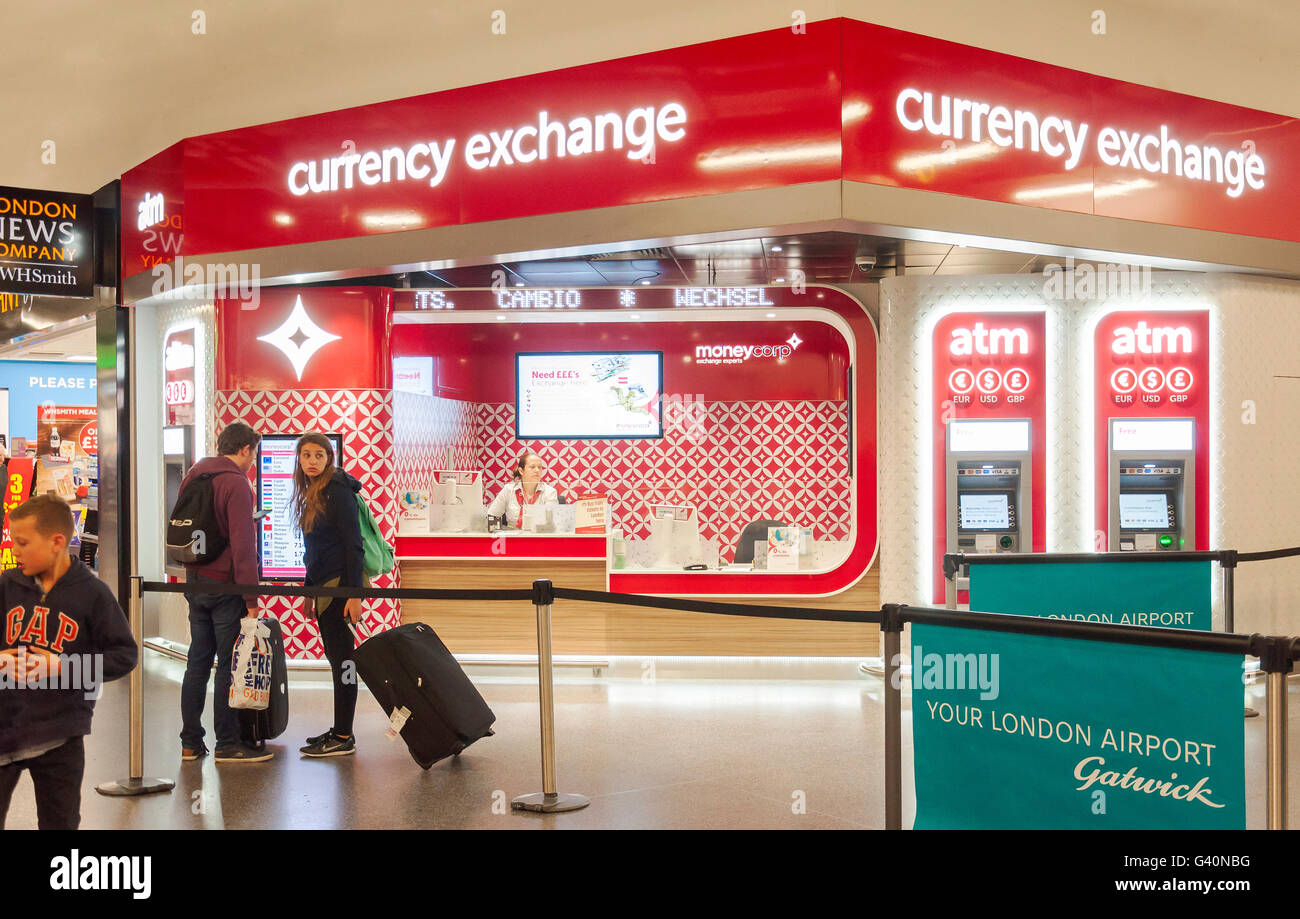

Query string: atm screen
959 493 1010 530
1119 492 1171 530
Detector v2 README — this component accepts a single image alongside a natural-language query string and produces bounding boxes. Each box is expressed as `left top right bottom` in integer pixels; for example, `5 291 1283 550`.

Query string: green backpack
355 493 395 579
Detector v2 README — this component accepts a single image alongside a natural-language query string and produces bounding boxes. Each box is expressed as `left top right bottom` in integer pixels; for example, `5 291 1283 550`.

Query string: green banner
911 622 1245 829
969 560 1214 631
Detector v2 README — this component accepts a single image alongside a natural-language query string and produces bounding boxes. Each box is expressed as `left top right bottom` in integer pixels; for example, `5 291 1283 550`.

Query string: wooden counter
398 557 880 657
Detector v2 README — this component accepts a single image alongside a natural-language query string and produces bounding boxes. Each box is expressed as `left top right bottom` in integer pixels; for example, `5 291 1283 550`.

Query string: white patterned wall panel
877 271 1215 608
392 391 479 493
1206 275 1300 636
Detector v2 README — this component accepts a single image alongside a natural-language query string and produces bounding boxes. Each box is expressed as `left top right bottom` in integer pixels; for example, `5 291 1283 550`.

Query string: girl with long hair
291 432 366 758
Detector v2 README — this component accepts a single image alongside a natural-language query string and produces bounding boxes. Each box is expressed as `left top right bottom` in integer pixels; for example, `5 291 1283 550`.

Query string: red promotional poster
0 457 35 570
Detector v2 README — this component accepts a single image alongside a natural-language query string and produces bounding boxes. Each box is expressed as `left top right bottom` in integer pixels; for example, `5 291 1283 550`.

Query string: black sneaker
300 731 356 758
305 729 333 746
181 743 209 762
214 744 274 763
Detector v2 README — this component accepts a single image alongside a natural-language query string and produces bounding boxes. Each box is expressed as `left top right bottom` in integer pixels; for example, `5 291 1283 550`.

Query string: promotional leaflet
766 527 799 572
573 494 609 534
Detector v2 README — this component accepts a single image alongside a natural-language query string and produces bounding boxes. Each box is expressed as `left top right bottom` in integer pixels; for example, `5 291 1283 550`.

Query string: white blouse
486 482 559 528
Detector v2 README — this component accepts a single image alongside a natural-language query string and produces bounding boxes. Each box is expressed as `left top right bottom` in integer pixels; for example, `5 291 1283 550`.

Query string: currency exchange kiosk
946 418 1032 563
1107 418 1195 551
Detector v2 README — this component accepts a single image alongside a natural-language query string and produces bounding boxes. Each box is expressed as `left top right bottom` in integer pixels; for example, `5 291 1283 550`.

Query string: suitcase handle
347 619 373 647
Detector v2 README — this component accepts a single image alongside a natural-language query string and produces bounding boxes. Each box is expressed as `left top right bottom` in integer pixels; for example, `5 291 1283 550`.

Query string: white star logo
786 332 803 351
257 295 341 381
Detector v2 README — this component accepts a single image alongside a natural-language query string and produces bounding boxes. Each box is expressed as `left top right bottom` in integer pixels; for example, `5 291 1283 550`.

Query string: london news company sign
0 185 94 298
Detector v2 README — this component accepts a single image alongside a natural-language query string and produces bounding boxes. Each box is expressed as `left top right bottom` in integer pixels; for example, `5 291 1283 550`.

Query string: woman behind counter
487 451 558 528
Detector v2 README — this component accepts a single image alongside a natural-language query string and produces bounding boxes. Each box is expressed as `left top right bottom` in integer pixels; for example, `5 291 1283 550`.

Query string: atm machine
1107 418 1195 551
945 419 1032 599
162 425 194 577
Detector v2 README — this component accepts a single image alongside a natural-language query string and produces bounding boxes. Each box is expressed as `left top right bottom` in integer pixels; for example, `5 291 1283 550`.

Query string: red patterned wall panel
469 399 851 562
215 388 400 659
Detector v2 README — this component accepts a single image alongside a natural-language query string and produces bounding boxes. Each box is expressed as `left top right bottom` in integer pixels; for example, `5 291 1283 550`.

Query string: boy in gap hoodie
0 495 137 829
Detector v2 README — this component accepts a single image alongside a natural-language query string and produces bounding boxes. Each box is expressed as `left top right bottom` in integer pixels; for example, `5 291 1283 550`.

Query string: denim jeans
180 577 247 750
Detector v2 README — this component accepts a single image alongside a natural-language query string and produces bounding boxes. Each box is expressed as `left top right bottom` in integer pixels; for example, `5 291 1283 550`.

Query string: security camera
854 255 877 269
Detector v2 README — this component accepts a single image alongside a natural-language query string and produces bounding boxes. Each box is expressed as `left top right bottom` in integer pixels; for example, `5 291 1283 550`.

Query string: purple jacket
180 455 259 609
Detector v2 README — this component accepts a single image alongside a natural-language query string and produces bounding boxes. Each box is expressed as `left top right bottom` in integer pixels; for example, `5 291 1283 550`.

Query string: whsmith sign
0 185 94 298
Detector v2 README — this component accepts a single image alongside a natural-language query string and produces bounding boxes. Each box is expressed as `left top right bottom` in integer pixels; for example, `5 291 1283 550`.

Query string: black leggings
316 597 357 736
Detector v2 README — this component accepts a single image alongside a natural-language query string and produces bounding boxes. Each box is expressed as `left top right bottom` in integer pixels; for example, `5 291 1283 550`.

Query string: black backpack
166 471 238 567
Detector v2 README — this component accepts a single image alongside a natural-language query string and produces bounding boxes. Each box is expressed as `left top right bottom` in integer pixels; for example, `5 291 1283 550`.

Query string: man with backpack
172 422 272 763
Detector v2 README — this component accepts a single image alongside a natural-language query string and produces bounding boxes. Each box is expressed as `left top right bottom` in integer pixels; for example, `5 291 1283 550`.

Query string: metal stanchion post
1258 636 1293 830
1223 553 1259 718
97 576 175 797
512 579 589 813
881 604 904 830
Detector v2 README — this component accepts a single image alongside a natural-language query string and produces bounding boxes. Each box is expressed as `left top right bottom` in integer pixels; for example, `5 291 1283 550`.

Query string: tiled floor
2 653 1294 829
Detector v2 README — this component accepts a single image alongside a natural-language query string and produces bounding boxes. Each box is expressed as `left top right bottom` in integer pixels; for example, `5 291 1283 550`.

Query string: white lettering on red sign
164 379 195 406
895 88 1266 198
1111 321 1193 355
694 333 802 365
949 322 1029 356
287 103 688 197
137 192 165 231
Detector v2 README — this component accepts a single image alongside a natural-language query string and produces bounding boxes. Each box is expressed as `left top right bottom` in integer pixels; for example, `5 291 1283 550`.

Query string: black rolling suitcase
238 616 289 749
349 621 495 769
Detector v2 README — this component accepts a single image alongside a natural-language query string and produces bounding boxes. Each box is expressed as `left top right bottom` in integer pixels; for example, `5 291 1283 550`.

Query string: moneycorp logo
694 333 803 365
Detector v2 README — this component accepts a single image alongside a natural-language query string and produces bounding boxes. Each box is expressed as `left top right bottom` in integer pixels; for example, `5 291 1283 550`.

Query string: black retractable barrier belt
945 549 1229 569
1238 545 1300 563
553 587 881 624
900 604 1264 657
141 581 534 602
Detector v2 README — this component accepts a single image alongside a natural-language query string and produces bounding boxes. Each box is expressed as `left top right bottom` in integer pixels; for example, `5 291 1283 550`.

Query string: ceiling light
770 245 783 252
765 312 776 319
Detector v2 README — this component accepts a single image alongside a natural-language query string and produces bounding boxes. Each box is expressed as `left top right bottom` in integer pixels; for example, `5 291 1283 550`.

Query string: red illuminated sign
164 327 196 426
121 20 1300 283
218 287 393 391
932 311 1047 601
1092 310 1210 549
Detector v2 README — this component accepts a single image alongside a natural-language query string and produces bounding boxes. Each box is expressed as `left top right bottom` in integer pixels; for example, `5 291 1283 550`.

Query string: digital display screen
959 493 1010 530
1119 492 1171 530
257 433 343 580
516 352 662 439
